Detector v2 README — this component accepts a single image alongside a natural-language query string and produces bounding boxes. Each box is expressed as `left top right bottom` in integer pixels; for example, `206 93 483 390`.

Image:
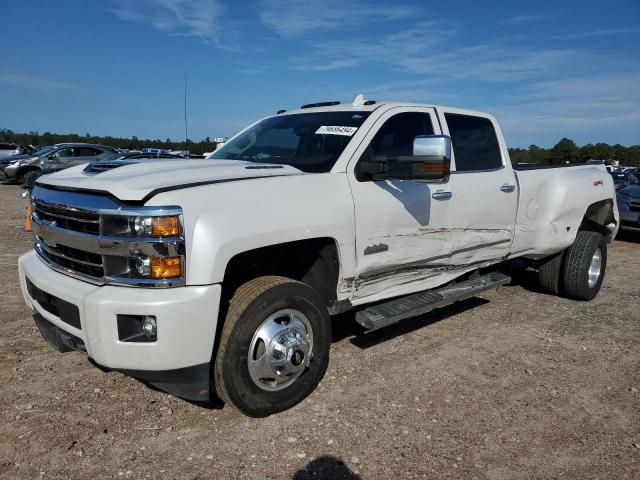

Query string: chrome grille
33 201 100 235
35 239 104 279
30 186 185 288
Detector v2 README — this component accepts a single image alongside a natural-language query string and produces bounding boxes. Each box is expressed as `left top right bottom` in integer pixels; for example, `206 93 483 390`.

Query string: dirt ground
0 184 638 480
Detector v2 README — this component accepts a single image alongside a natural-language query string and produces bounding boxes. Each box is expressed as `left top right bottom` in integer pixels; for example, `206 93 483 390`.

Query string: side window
55 148 74 158
445 113 502 172
75 147 101 156
356 112 435 181
370 112 434 159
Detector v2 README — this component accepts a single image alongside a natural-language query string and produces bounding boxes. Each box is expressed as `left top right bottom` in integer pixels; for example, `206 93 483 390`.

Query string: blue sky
1 0 639 147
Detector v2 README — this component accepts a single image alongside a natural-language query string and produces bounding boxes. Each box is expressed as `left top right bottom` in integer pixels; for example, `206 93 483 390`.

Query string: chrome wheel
588 248 602 288
247 309 313 392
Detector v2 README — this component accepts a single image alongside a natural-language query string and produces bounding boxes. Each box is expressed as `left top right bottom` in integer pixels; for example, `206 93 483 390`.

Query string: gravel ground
0 184 638 479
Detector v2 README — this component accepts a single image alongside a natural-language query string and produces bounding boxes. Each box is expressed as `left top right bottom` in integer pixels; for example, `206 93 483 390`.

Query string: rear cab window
445 113 503 172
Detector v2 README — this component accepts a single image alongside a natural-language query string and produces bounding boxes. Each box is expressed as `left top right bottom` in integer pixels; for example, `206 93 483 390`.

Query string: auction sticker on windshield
315 126 358 136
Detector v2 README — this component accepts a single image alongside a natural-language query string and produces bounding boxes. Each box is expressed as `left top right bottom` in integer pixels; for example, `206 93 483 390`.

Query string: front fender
148 173 357 290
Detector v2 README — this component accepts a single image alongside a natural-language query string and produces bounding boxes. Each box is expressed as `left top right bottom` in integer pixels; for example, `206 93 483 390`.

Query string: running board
355 272 511 331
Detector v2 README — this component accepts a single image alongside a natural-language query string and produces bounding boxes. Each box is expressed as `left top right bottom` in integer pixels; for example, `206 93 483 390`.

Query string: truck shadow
331 297 489 350
292 455 361 480
505 267 547 295
615 229 640 243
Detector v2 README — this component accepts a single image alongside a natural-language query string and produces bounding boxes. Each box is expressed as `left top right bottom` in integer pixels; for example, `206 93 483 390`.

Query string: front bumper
4 163 19 180
19 250 222 401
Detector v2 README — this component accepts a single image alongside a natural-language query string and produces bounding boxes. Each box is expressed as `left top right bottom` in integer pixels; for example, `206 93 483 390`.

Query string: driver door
347 107 455 302
48 147 75 168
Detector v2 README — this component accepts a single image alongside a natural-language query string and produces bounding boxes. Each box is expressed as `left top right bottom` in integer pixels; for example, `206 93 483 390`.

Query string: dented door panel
346 106 455 302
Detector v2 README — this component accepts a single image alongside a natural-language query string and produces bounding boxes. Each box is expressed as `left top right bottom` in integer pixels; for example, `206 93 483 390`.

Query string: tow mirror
360 135 452 182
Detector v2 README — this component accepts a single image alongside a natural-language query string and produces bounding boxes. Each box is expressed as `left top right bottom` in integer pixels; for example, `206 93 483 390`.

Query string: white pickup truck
19 97 619 416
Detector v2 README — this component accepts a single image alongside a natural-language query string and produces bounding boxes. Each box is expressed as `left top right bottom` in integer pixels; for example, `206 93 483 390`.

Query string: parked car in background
0 143 26 159
0 143 118 183
617 184 640 232
609 171 638 190
21 167 66 189
115 152 184 160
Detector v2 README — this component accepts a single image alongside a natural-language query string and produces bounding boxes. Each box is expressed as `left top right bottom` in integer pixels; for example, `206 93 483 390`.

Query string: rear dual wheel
214 276 331 417
538 230 607 300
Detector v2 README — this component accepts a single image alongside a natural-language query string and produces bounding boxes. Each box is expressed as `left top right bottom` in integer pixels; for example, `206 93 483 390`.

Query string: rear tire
561 230 607 301
214 276 331 417
538 251 564 295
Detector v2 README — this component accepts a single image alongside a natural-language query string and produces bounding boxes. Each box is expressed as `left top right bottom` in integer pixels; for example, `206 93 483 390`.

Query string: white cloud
556 28 640 39
289 21 576 83
0 73 81 92
259 0 417 36
110 0 222 42
290 20 459 71
490 73 640 145
504 15 545 26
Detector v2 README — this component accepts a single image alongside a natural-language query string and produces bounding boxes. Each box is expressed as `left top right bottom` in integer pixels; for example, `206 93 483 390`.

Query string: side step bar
355 271 511 331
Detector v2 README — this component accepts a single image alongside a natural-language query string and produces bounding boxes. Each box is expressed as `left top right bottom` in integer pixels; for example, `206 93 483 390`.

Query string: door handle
500 183 516 193
432 190 453 200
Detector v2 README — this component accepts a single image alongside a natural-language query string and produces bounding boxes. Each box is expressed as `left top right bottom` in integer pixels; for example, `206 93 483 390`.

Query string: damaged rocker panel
359 238 510 281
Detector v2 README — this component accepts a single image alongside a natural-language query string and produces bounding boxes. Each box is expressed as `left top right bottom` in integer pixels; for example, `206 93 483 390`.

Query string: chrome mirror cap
413 135 452 161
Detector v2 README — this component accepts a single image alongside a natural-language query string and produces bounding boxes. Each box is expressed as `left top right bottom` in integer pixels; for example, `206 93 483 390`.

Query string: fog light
142 316 157 339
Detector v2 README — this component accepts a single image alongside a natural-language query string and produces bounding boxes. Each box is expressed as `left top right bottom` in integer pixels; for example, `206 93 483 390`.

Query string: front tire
21 170 41 189
214 276 331 417
561 230 607 301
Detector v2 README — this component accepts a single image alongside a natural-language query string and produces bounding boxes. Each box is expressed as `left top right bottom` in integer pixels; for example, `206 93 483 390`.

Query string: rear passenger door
73 147 103 166
440 111 518 266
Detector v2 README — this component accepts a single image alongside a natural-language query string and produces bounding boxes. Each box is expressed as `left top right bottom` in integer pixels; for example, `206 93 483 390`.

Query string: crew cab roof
278 101 491 119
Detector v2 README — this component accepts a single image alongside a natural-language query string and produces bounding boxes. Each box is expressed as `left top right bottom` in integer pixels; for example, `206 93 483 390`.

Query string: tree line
0 129 219 155
509 138 640 166
1 129 638 166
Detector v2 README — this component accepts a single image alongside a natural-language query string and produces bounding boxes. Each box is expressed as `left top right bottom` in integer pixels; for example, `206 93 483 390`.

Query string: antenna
184 73 188 155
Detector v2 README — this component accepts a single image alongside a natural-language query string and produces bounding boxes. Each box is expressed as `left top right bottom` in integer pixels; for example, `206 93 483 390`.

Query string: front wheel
561 230 607 301
21 170 41 189
214 276 331 417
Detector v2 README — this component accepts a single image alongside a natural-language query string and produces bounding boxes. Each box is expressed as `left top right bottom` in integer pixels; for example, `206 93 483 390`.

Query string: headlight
102 213 183 237
132 215 181 237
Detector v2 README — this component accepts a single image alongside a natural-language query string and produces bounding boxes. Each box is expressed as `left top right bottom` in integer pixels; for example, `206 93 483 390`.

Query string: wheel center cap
291 349 305 366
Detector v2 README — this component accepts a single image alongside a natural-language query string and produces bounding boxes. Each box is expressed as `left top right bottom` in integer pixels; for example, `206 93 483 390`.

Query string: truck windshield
210 111 371 173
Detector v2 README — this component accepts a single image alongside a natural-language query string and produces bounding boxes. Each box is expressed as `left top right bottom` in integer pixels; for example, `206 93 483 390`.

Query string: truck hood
36 159 304 202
